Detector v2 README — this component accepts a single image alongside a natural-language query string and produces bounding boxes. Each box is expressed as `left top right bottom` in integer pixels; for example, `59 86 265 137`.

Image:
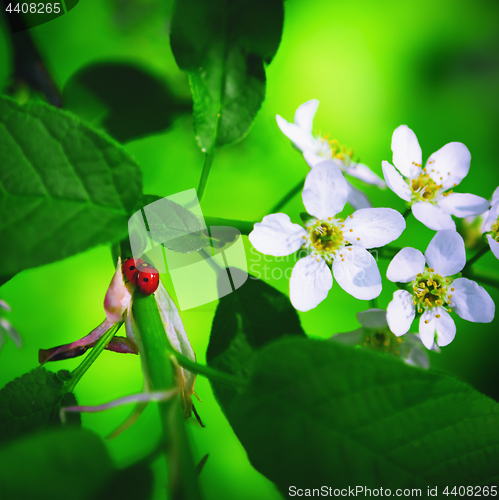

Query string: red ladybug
136 262 160 296
122 258 143 285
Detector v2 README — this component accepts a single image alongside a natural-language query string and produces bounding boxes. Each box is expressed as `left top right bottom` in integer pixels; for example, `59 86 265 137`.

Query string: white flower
386 230 495 350
249 162 405 311
276 100 386 209
483 186 499 259
331 308 436 369
0 299 21 351
382 125 489 230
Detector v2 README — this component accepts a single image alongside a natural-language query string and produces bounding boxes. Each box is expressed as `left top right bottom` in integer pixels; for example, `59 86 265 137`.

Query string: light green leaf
0 367 80 445
170 0 284 152
207 274 305 409
225 337 499 492
0 96 142 278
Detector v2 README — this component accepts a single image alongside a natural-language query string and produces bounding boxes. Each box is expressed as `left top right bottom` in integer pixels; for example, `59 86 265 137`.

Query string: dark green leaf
95 462 154 500
170 0 284 152
63 62 191 142
207 273 305 409
0 96 142 278
0 428 113 500
139 197 208 253
0 367 80 445
225 337 499 492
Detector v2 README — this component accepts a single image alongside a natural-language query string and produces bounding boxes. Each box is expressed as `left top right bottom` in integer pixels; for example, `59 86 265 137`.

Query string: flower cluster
250 101 496 358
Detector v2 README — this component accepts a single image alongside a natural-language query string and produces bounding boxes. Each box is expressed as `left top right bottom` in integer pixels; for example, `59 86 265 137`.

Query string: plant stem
197 153 215 203
463 266 499 289
463 245 490 273
173 351 248 388
68 322 123 392
132 293 201 500
403 208 411 219
270 176 306 213
204 216 255 235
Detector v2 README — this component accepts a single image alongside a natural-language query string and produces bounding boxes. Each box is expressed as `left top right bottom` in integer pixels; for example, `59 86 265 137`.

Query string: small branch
270 176 306 213
197 153 215 203
67 322 123 392
173 351 248 388
463 245 490 274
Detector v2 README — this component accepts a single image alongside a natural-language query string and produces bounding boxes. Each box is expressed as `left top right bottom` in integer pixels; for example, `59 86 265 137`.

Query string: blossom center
303 218 348 264
490 218 499 242
409 172 444 203
410 268 453 314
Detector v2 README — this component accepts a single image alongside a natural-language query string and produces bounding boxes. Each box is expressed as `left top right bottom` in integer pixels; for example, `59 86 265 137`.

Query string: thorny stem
270 176 306 213
197 153 215 203
68 322 123 392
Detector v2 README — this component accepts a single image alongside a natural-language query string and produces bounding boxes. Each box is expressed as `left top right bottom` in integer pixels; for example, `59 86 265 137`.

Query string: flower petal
382 161 411 201
411 202 456 230
391 125 422 178
357 308 388 329
329 328 364 346
343 207 405 249
425 230 466 276
332 246 381 300
303 149 332 168
344 163 386 188
290 256 333 311
294 99 319 135
386 290 415 336
346 182 372 209
0 319 21 349
450 278 495 323
104 258 133 323
401 334 430 369
426 142 471 190
155 281 197 416
419 309 436 350
492 186 499 206
487 234 499 260
302 161 348 218
437 193 490 218
249 214 306 257
435 308 456 347
276 115 315 152
386 247 426 283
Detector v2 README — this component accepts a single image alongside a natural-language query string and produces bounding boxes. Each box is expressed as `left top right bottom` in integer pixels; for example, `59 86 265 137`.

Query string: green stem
369 298 378 309
462 266 499 289
377 246 402 260
68 322 123 392
132 293 201 500
463 245 490 273
204 216 255 235
270 176 306 213
197 153 215 203
403 208 411 219
173 351 248 388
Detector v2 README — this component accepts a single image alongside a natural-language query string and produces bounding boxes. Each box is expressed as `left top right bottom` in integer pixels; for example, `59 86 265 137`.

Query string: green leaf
0 428 114 500
0 96 142 278
0 367 80 445
63 62 191 143
224 337 499 492
170 0 284 152
139 197 208 254
207 273 305 409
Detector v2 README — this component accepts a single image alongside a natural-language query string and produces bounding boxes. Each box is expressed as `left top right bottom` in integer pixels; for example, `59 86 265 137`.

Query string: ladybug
122 258 143 285
136 262 160 296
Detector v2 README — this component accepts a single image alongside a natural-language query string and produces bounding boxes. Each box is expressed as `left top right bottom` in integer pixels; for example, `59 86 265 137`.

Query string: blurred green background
1 0 499 498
